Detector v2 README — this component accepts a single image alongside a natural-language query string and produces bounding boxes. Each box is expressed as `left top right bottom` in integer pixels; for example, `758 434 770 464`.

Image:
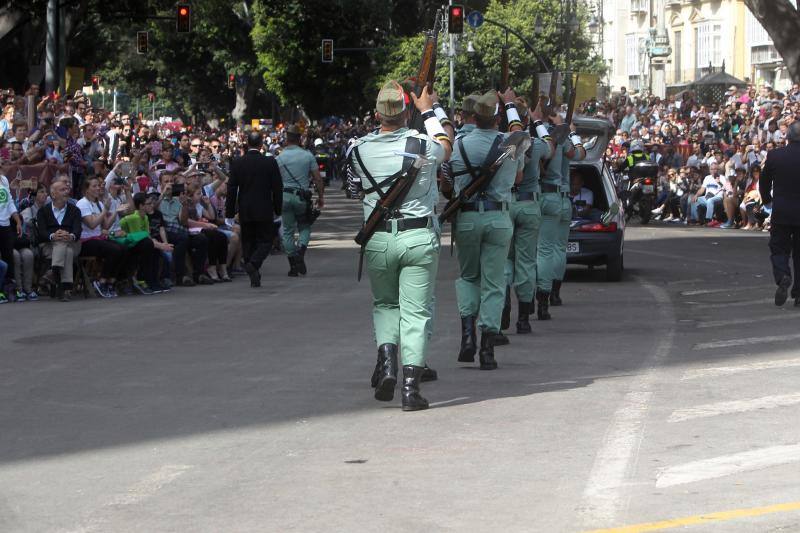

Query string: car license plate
567 242 580 254
320 171 326 178
642 184 655 194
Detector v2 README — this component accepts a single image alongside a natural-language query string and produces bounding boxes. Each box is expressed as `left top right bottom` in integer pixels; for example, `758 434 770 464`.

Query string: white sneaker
651 206 663 214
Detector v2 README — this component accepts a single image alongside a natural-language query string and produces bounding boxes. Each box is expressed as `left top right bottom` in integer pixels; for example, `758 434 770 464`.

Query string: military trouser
504 197 542 303
537 192 570 291
426 218 443 341
554 196 572 281
282 192 312 256
455 210 513 334
365 226 439 367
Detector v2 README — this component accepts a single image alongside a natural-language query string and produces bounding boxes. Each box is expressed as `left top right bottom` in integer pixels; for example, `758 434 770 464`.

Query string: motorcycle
620 160 659 225
315 152 331 186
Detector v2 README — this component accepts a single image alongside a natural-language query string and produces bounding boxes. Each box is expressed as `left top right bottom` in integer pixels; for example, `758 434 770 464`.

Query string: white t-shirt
76 197 104 239
571 187 594 208
0 175 18 226
702 175 725 199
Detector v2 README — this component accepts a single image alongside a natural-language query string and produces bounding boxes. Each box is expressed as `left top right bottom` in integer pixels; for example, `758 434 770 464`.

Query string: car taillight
576 222 617 232
319 163 325 169
644 178 653 185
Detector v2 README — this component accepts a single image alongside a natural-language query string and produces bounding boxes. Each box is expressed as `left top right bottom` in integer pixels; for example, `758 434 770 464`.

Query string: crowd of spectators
0 84 362 304
579 82 798 229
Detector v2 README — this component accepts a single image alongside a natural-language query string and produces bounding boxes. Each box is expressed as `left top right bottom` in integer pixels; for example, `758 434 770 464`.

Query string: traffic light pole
46 0 58 93
449 0 455 118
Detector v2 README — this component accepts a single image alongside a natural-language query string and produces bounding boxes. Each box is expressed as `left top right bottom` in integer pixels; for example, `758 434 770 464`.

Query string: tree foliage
744 0 800 83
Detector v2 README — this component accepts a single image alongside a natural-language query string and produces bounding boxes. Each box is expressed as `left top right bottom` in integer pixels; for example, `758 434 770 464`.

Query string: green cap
462 93 480 115
473 90 499 119
376 80 407 118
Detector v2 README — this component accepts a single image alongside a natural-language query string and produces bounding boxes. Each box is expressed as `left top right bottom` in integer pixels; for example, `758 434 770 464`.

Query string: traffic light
448 5 464 34
136 31 148 54
228 74 235 89
176 4 191 33
91 76 100 91
321 39 333 63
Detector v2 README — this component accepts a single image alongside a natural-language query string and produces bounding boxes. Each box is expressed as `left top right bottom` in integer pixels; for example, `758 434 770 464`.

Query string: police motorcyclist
618 139 649 172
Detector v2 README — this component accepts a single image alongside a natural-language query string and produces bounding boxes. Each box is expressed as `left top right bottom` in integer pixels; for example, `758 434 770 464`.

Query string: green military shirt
519 137 553 194
350 128 445 220
276 145 317 190
455 123 476 140
450 128 524 203
543 140 570 188
560 137 581 189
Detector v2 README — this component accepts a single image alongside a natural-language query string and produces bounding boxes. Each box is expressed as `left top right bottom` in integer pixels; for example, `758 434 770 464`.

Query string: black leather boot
373 343 398 401
493 332 510 345
458 316 477 362
550 280 563 306
516 301 532 334
536 290 551 320
421 364 438 382
401 365 429 411
287 255 299 277
501 286 511 330
297 245 308 275
479 330 498 370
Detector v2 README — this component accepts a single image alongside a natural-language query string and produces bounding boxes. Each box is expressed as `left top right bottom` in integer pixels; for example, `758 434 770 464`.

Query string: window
751 45 781 65
695 22 722 70
630 0 647 13
626 33 641 75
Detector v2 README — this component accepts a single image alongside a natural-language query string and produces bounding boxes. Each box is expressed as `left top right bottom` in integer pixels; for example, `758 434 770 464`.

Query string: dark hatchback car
567 116 625 281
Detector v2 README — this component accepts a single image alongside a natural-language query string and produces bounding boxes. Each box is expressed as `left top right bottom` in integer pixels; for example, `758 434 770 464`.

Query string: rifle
438 130 530 224
408 10 443 132
547 71 559 113
552 74 579 145
354 151 429 280
500 47 510 90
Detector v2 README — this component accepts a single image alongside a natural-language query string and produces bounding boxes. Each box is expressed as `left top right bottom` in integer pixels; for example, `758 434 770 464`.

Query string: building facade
589 0 793 95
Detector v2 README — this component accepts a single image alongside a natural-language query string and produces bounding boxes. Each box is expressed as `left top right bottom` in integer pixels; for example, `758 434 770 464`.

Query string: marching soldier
450 88 525 370
457 94 480 139
276 124 325 277
348 80 453 411
537 116 586 317
503 97 554 333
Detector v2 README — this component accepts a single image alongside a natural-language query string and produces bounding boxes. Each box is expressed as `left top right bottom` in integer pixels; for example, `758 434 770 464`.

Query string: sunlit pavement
3 191 799 533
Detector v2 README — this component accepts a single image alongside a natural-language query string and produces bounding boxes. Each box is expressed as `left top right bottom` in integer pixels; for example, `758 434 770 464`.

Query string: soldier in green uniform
551 127 586 305
502 97 554 333
450 89 525 370
348 80 453 411
536 118 586 318
276 125 325 276
456 93 480 139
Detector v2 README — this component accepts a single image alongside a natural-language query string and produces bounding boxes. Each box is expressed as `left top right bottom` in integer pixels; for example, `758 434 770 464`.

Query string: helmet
630 139 644 152
313 138 323 147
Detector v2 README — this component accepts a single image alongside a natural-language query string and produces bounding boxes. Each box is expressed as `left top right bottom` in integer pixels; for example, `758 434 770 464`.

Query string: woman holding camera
77 177 126 298
185 183 229 282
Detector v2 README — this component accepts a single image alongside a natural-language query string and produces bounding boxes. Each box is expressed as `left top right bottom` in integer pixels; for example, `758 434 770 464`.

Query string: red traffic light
448 5 464 34
91 76 100 90
228 74 235 89
176 4 191 33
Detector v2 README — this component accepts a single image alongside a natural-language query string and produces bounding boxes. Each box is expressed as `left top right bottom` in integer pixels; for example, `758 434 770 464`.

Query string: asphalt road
2 191 799 533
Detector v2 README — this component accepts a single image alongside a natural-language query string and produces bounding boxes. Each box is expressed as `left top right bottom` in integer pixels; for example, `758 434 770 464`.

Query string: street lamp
466 40 475 55
534 15 544 37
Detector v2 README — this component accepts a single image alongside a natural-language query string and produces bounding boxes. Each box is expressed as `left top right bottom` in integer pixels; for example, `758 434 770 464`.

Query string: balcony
630 0 648 15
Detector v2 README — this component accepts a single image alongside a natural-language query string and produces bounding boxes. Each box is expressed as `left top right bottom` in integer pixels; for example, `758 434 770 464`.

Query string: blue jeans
692 195 722 222
0 259 7 287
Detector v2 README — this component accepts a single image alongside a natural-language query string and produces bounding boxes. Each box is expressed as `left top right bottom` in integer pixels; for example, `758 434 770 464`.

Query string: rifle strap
452 135 504 200
351 137 425 198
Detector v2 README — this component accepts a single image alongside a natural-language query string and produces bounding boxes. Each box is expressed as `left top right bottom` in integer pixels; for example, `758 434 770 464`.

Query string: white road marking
429 396 469 407
694 333 800 350
682 357 800 379
109 464 192 506
669 393 800 422
680 285 772 296
697 313 800 328
688 297 773 309
656 444 800 488
580 279 674 527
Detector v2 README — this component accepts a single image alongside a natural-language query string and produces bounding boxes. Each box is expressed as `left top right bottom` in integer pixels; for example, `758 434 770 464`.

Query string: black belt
540 183 563 193
514 191 538 201
460 200 508 212
374 217 431 233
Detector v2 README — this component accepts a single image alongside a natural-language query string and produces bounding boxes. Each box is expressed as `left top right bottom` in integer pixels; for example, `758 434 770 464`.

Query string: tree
744 0 800 83
376 0 603 108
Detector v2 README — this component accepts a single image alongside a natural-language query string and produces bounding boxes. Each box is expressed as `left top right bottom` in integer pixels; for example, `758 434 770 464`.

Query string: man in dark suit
37 180 83 301
226 132 283 287
760 121 800 307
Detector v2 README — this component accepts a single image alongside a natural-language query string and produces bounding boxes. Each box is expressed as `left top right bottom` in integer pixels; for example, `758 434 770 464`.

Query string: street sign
467 10 484 28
